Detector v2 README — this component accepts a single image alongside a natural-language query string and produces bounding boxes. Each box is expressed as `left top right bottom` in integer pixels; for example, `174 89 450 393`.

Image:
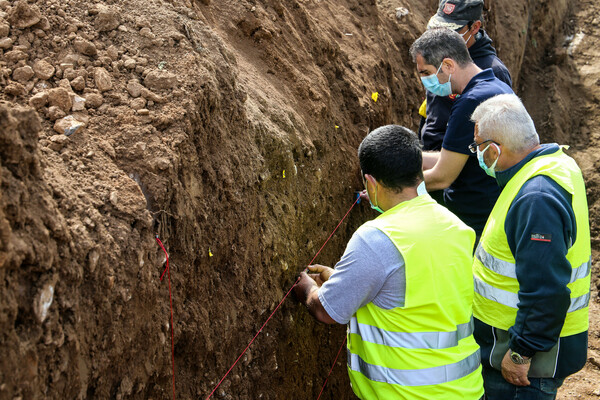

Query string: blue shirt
441 68 513 235
318 225 405 324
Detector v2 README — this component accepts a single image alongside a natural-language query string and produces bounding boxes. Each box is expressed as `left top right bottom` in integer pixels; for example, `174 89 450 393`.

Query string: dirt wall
0 0 583 399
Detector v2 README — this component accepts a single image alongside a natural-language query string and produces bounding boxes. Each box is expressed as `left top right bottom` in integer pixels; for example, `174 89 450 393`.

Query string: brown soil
0 0 598 399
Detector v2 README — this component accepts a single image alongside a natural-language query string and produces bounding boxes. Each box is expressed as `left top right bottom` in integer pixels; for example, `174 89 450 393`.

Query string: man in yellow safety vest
294 125 484 399
470 93 591 399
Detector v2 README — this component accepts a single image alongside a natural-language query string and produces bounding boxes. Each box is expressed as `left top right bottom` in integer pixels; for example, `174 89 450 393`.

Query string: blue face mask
477 143 501 178
420 62 452 97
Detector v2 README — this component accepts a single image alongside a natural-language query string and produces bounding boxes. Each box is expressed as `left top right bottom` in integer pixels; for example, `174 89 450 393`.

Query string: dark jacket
420 30 513 151
474 144 588 379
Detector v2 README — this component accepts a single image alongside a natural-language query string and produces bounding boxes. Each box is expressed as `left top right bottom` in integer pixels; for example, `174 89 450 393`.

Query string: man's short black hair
358 125 423 191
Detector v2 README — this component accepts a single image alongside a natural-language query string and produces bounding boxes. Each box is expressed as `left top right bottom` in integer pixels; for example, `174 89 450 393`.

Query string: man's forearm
422 151 439 171
294 273 336 324
424 169 452 191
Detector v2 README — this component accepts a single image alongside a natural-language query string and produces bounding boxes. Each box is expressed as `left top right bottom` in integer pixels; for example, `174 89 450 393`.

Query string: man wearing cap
410 28 513 240
420 0 512 205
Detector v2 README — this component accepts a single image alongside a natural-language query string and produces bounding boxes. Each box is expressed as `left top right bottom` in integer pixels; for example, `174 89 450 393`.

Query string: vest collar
495 143 560 188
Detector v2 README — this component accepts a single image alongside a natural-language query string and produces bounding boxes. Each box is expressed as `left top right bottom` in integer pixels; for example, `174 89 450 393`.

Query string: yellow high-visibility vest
348 194 484 400
473 148 591 337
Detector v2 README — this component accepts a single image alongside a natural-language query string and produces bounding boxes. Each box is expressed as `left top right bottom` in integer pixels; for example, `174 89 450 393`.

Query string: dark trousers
482 366 564 400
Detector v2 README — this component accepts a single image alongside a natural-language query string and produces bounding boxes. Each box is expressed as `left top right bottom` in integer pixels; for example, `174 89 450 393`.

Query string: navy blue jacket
474 144 588 378
420 30 513 151
440 69 512 235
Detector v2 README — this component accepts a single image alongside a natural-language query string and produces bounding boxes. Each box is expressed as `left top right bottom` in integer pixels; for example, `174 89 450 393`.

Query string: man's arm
423 148 469 191
294 272 337 324
422 151 439 171
506 177 575 355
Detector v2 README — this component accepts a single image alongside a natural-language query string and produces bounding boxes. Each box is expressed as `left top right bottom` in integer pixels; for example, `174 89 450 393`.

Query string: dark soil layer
0 0 598 399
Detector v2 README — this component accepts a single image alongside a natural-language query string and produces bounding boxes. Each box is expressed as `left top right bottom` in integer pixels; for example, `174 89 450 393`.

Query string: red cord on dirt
205 196 360 400
316 336 347 400
156 236 176 400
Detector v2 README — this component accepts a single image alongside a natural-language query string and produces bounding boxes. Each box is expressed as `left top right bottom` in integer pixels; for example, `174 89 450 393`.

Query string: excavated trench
1 0 599 399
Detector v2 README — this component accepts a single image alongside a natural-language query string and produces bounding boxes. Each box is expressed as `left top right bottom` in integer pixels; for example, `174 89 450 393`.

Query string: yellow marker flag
283 170 286 178
209 248 213 257
335 125 339 129
371 92 379 102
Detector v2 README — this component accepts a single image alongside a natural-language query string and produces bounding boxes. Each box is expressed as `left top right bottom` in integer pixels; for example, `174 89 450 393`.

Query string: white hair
471 94 539 153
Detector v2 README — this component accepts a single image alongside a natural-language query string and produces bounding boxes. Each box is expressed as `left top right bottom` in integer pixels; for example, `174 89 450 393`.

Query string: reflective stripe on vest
350 316 474 350
474 275 590 312
347 348 481 387
475 245 591 282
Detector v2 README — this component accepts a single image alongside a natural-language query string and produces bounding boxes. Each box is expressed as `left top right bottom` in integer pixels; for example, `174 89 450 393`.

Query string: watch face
510 351 526 364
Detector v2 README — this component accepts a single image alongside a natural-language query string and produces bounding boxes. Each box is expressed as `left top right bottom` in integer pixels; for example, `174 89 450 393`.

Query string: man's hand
307 264 334 286
293 270 336 324
501 349 531 386
294 272 318 305
358 189 370 203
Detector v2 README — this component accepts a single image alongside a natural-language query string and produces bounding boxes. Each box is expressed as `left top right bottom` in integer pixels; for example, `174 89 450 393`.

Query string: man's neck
455 64 483 94
378 186 420 212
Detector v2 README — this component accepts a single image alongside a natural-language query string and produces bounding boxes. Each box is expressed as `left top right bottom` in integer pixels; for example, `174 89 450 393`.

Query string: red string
156 236 176 400
205 196 360 400
317 336 347 400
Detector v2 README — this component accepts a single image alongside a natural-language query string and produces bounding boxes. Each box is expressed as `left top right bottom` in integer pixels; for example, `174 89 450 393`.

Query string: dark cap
427 0 483 30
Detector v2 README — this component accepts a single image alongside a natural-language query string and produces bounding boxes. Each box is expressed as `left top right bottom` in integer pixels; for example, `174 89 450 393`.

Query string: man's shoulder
462 73 513 102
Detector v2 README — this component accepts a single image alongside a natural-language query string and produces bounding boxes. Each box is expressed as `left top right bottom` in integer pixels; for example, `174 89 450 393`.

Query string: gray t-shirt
318 225 406 324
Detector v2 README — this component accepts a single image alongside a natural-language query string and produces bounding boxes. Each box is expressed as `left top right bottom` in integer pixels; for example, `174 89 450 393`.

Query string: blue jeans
483 367 564 400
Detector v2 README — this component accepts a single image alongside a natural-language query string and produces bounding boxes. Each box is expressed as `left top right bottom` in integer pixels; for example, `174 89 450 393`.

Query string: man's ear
472 20 482 35
441 58 457 75
364 174 377 187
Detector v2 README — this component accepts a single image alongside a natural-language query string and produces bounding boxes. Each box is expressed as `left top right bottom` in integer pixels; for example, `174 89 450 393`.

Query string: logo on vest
443 3 456 14
531 233 552 242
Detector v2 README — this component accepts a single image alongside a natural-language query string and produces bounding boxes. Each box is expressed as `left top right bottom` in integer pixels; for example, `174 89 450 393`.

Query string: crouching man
294 125 484 399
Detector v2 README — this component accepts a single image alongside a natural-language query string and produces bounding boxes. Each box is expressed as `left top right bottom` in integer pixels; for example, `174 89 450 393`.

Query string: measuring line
205 196 360 399
156 236 176 400
317 336 348 400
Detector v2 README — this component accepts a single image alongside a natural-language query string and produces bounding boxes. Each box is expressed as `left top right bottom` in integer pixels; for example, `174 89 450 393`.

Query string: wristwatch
509 350 531 365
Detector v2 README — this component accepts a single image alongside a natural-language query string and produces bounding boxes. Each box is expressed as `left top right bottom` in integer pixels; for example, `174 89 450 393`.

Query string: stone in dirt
8 1 42 29
94 67 112 92
130 97 146 110
84 93 103 108
127 80 143 98
28 92 48 109
48 87 73 113
72 96 86 112
95 7 120 32
12 65 34 83
140 88 165 103
48 134 69 152
33 60 55 80
144 70 177 90
70 76 85 92
0 22 9 38
73 38 98 57
5 82 26 97
0 37 12 49
47 106 66 121
54 115 84 136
